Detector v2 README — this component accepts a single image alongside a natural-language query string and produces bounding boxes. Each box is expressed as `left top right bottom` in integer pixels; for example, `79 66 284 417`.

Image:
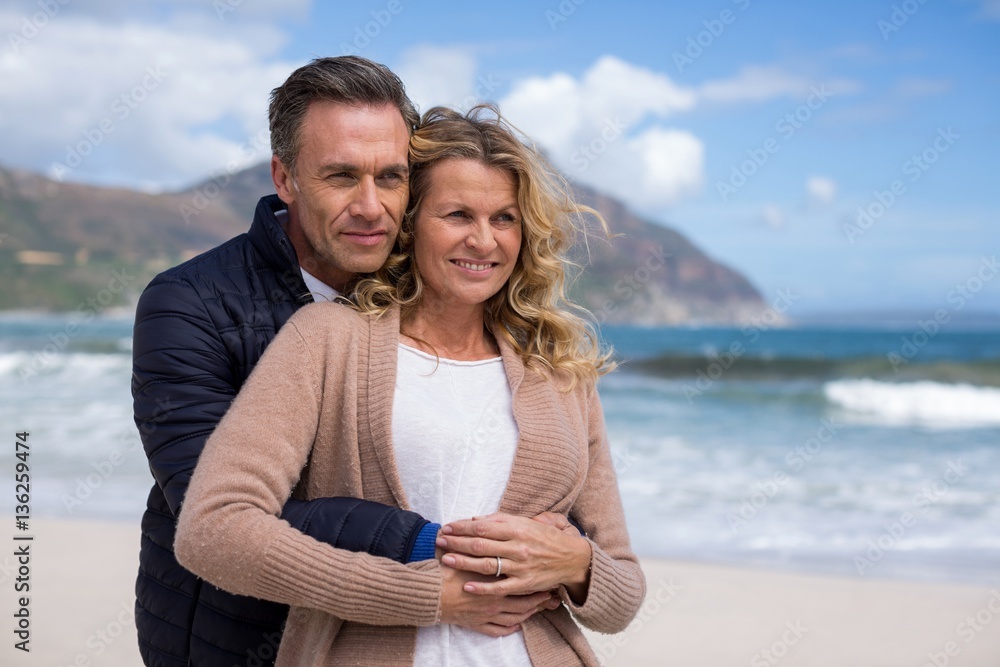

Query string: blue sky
1 0 998 315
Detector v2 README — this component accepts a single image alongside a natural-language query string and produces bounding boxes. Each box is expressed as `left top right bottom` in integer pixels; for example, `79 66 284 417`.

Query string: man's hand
439 566 560 637
531 511 581 536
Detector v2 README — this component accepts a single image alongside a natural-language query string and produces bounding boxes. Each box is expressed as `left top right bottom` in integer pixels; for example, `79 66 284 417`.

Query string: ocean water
1 313 998 585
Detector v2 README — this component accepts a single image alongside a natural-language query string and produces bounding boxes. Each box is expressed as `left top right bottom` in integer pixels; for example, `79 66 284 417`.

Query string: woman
175 105 645 666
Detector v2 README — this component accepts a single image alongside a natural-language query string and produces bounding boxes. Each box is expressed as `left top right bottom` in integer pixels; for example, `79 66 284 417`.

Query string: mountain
570 185 766 325
0 163 768 324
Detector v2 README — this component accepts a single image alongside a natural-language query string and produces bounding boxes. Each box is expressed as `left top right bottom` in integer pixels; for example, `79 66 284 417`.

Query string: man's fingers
496 590 551 614
472 622 522 638
532 511 570 530
463 578 539 597
457 592 557 638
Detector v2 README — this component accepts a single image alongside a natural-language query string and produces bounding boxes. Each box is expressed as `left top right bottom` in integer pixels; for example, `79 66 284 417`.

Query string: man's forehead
296 101 409 165
301 100 408 132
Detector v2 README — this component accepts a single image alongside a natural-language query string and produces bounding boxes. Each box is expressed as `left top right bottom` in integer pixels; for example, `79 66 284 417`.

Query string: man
132 57 559 667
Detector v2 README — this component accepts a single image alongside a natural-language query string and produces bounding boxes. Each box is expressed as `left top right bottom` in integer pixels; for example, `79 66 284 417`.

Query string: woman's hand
436 512 593 604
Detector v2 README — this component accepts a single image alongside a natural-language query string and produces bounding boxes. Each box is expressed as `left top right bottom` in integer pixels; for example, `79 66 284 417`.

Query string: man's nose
349 178 381 221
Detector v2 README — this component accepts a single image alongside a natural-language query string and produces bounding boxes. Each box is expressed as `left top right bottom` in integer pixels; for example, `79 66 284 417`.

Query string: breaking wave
824 379 1000 427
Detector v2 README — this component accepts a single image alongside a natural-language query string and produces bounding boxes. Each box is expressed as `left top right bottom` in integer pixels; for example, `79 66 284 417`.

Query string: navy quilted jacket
132 195 434 667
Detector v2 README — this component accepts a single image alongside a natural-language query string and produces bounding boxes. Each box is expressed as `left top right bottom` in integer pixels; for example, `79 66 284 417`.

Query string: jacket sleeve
559 383 646 634
173 315 443 625
132 275 435 562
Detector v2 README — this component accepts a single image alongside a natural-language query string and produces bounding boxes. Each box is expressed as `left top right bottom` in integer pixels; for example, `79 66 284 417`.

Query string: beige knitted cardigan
175 302 646 666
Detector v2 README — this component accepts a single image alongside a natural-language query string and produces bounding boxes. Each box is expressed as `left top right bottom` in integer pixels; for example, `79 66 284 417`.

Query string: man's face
272 101 410 290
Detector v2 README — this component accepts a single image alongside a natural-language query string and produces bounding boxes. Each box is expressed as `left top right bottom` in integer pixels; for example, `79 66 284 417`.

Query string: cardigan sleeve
174 310 443 627
133 273 434 563
559 382 646 634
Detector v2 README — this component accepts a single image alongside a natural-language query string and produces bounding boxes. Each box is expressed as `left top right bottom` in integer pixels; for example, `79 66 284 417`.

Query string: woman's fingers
442 514 516 540
440 553 546 596
462 578 516 596
437 534 512 559
439 514 552 559
441 552 502 576
439 513 591 598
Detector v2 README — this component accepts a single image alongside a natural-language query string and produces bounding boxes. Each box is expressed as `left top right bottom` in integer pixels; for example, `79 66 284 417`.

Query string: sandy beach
3 517 998 666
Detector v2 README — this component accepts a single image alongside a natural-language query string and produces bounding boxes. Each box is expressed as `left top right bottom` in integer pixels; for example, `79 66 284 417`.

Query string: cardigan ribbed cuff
256 530 443 627
408 522 441 562
561 539 645 634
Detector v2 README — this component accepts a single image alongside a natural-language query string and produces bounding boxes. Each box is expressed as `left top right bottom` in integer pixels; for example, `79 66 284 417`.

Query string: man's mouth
344 231 387 247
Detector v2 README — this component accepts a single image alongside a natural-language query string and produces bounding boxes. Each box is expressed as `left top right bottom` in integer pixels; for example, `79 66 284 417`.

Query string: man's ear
271 155 295 205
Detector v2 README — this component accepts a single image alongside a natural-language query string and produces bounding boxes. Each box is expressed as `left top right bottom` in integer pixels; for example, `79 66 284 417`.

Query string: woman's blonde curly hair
352 104 614 388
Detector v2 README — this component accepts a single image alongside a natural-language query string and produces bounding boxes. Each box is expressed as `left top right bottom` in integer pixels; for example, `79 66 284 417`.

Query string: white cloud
699 65 862 104
496 72 583 156
806 176 837 207
393 45 479 114
577 55 697 126
891 77 952 97
626 129 704 208
0 36 776 209
762 204 785 230
699 66 812 104
0 15 850 219
499 56 701 210
0 11 298 189
2 0 311 21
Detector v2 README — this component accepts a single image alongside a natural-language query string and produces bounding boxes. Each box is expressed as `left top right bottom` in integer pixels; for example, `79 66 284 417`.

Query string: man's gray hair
269 56 419 174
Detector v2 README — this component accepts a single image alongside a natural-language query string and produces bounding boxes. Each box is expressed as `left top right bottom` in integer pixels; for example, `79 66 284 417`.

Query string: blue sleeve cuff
408 522 441 562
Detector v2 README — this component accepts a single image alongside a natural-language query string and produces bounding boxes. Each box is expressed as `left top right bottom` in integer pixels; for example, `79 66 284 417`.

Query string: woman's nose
466 220 497 253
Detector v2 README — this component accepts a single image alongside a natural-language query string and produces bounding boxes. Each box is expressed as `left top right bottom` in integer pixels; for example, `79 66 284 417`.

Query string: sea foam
824 379 1000 427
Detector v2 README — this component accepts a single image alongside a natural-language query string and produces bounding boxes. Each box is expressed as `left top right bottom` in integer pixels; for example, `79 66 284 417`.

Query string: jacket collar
248 194 312 305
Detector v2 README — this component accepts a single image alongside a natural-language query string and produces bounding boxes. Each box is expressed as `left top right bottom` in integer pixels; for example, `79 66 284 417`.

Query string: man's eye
378 172 404 184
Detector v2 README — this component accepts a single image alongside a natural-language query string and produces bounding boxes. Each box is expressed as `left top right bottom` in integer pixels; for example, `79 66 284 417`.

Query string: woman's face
412 158 522 312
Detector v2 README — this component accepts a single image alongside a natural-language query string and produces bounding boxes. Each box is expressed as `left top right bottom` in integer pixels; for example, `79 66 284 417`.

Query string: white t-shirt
392 343 531 666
